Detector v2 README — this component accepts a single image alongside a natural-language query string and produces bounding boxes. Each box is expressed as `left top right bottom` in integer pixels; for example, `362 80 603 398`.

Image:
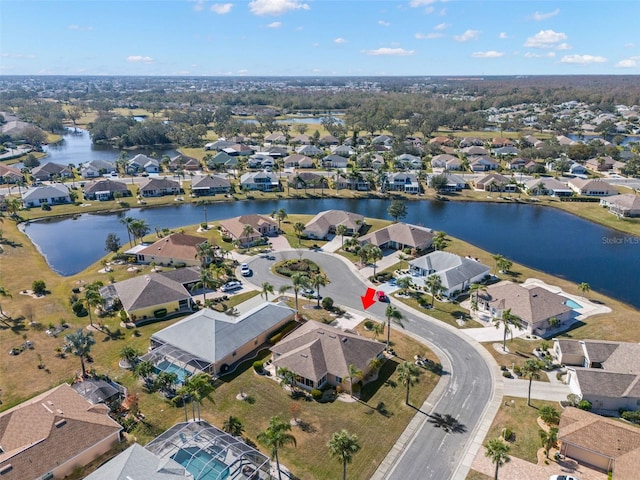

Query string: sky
1 0 640 76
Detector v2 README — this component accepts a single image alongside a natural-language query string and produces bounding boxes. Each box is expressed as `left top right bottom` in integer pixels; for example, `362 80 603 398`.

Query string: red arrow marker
361 287 377 310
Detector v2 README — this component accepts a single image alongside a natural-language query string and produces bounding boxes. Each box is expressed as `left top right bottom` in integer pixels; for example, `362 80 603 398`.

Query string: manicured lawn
465 470 493 480
485 396 559 463
481 338 550 379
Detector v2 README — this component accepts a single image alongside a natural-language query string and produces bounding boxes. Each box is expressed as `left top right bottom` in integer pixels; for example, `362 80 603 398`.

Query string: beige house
600 194 640 217
303 209 365 239
0 384 122 480
139 178 181 197
218 214 278 246
559 407 640 478
477 281 573 334
130 233 210 267
270 322 385 392
359 222 434 252
568 178 619 196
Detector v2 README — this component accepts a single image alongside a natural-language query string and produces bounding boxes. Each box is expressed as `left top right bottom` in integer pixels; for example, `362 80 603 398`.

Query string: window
335 376 342 384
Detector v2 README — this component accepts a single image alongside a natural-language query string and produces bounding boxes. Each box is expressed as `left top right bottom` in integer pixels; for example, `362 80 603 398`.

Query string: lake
21 198 640 309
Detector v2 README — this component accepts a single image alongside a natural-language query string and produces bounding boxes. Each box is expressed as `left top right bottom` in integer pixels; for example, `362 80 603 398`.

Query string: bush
274 258 321 277
321 297 334 310
268 321 298 344
72 301 87 317
32 280 47 296
41 203 51 211
153 308 168 318
253 361 264 373
502 426 514 442
502 371 513 378
513 365 522 376
363 320 374 330
578 399 592 411
269 333 283 344
311 388 323 401
621 410 640 424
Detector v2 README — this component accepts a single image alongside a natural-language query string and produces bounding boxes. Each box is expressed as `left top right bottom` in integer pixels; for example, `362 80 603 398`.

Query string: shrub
41 203 51 211
311 388 323 401
540 406 560 425
32 280 47 296
269 332 283 344
513 365 522 376
321 297 334 310
153 308 168 318
578 400 592 411
502 371 513 378
274 258 320 277
363 320 374 330
621 410 640 424
502 426 514 442
500 365 508 371
253 361 264 373
72 301 87 316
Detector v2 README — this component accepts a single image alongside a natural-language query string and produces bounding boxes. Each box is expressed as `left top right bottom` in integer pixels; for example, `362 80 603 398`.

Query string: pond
21 198 640 309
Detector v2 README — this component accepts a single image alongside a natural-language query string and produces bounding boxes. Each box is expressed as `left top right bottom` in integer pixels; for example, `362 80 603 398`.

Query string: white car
240 263 251 277
549 475 580 480
301 288 321 299
220 281 242 292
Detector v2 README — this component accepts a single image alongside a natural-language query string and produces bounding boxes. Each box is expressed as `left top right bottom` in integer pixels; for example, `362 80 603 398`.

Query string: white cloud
434 22 450 30
531 8 560 21
556 43 572 50
126 55 154 63
415 32 443 39
499 32 508 39
524 29 567 48
363 47 415 56
524 51 556 58
378 20 391 27
192 0 206 12
211 3 233 14
624 43 636 48
68 24 93 31
267 21 282 28
334 37 347 44
560 54 607 64
453 29 480 42
471 50 504 58
409 0 437 7
616 57 639 68
249 0 309 16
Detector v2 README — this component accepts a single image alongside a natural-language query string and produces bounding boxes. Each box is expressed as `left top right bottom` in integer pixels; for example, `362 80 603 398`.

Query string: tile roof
218 214 277 241
136 233 209 262
0 384 121 480
304 210 364 237
359 222 434 250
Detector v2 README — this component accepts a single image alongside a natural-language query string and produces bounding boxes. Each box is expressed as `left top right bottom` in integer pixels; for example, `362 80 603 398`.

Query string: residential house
0 384 122 480
168 154 201 172
190 174 231 196
568 178 619 196
459 137 484 148
31 162 73 181
127 154 160 174
1 119 35 139
223 143 254 157
290 134 312 145
303 209 365 239
335 173 369 191
524 178 572 197
493 146 520 156
271 321 385 392
130 233 210 267
318 135 340 146
288 171 326 190
265 145 288 158
100 268 200 324
469 156 499 172
476 281 573 334
80 159 115 179
394 153 423 169
247 153 272 169
372 134 394 147
407 251 490 297
146 302 295 376
474 173 514 192
283 153 314 169
0 164 24 184
558 407 640 478
206 151 239 169
83 179 131 201
521 135 543 148
429 136 454 146
461 145 489 156
296 144 324 156
506 157 528 170
490 137 515 148
264 132 287 144
384 172 421 193
585 156 626 173
431 154 461 170
557 135 578 146
322 154 349 169
332 144 356 157
359 222 434 251
218 214 278 246
139 177 181 197
240 171 280 191
600 194 640 217
204 139 235 151
21 183 71 207
438 173 467 192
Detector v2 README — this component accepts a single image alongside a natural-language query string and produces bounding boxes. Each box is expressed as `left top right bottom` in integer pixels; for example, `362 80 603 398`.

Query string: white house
240 171 280 191
22 183 71 207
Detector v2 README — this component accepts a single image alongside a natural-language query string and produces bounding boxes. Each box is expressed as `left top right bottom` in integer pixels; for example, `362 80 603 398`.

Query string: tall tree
241 224 255 246
493 308 523 352
63 329 95 378
492 253 505 276
397 361 420 405
104 232 121 253
366 245 383 276
257 416 297 480
578 282 590 295
521 359 544 407
223 415 245 437
425 274 444 308
84 281 104 328
120 216 135 247
293 222 305 245
194 267 215 304
539 427 558 458
346 363 363 398
195 241 216 268
290 272 311 315
260 281 274 301
335 224 348 247
176 372 214 421
129 219 150 245
384 304 403 351
485 438 510 480
311 272 328 308
274 208 288 231
387 199 407 222
0 286 11 320
327 429 361 480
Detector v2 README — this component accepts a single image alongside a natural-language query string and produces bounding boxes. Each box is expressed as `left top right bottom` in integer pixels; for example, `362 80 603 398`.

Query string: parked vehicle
376 291 388 302
240 263 251 276
301 288 321 299
221 281 242 292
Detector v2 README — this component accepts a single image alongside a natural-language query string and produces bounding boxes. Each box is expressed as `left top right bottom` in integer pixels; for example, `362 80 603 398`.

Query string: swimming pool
563 298 582 310
172 447 229 480
155 360 191 384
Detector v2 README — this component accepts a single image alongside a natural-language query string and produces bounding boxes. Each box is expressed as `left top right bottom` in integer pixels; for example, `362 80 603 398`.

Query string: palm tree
134 360 154 380
497 256 513 274
63 329 95 378
241 224 255 246
492 253 505 276
257 416 297 480
290 272 310 315
335 224 348 247
4 197 22 219
395 276 413 296
493 309 523 352
427 412 466 433
370 321 384 340
129 219 150 245
84 282 104 328
384 305 403 351
155 371 178 393
578 282 590 295
368 357 383 371
120 216 135 247
194 267 215 303
485 438 510 480
397 361 420 405
119 346 141 368
195 241 216 268
223 415 245 437
293 222 305 245
468 283 486 303
539 427 559 458
177 372 215 421
261 281 274 301
521 359 544 407
327 429 361 480
277 367 298 395
367 245 383 276
425 274 444 308
275 208 288 231
346 363 363 397
0 286 11 320
311 272 328 308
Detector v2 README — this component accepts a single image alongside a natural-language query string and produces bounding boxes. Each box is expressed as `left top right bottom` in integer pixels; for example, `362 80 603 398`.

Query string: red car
376 291 388 302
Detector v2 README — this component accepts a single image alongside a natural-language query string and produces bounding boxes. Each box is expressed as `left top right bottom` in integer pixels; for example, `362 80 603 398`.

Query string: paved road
246 250 494 480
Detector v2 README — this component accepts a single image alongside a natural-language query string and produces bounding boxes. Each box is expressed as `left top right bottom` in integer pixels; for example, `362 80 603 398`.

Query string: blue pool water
172 447 229 480
155 360 191 384
563 299 582 310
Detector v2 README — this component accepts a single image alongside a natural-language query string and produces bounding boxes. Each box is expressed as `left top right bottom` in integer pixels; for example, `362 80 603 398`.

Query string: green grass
465 470 493 480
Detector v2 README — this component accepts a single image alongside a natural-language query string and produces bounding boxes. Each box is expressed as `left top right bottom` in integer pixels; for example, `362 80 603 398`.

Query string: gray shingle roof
409 251 489 290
